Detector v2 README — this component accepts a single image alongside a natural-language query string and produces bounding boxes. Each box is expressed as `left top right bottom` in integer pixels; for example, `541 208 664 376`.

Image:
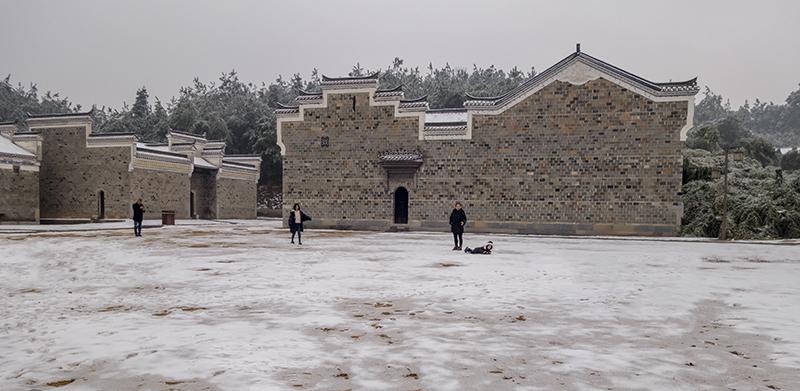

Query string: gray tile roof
465 50 699 109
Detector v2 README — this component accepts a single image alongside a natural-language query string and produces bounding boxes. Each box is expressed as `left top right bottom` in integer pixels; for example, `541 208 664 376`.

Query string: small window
321 136 330 148
12 165 20 173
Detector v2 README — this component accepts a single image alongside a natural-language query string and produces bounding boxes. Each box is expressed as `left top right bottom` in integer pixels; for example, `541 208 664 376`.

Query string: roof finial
576 43 581 53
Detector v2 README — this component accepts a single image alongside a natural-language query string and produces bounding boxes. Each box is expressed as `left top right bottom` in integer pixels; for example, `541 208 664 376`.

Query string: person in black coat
465 241 493 254
449 202 467 250
132 198 145 237
288 203 311 245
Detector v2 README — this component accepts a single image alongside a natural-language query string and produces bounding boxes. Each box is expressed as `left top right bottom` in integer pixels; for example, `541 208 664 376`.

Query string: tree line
2 62 799 185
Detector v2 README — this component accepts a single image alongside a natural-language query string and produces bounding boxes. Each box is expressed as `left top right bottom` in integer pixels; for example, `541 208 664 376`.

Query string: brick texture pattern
130 169 191 220
0 168 39 221
39 127 132 219
217 177 256 219
282 78 686 236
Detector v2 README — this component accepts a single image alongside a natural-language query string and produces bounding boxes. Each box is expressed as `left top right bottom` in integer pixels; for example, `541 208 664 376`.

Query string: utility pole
718 148 729 240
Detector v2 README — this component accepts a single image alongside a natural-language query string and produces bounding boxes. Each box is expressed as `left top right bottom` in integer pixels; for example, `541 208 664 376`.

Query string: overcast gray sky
1 0 798 109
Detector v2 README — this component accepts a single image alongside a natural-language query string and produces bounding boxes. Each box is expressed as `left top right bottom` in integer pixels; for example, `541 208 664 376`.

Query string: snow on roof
425 109 468 124
137 142 170 152
0 135 35 157
194 156 218 170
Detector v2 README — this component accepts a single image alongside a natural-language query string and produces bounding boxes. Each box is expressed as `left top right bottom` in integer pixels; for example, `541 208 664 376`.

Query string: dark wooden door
394 187 408 224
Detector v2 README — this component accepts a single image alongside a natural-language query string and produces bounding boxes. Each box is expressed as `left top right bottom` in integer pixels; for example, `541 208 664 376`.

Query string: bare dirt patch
45 379 75 387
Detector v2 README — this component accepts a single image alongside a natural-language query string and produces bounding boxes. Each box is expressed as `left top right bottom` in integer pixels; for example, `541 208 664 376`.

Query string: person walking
132 198 145 237
289 203 311 245
449 201 467 250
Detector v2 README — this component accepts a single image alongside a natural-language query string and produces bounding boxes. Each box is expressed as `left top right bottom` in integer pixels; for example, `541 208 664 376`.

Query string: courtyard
1 220 799 390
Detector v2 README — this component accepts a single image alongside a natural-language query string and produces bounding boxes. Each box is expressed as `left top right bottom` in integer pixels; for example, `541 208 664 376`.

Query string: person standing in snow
289 203 311 245
132 198 145 237
449 201 467 250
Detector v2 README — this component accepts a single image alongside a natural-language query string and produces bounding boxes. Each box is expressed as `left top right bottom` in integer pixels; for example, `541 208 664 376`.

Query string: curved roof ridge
464 92 507 101
297 89 322 96
275 102 299 109
376 84 403 93
322 71 380 82
26 109 94 119
400 95 427 103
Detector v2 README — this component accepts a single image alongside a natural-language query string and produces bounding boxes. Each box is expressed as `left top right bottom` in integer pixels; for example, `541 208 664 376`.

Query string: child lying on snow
464 241 493 254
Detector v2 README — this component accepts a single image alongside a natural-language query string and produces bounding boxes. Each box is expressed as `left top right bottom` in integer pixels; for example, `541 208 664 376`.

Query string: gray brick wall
217 177 256 219
39 127 132 219
130 169 191 220
0 167 39 221
281 78 686 236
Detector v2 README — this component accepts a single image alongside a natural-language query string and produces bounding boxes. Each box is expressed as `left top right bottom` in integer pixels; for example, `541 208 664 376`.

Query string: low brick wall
130 169 191 220
0 167 39 222
217 177 256 219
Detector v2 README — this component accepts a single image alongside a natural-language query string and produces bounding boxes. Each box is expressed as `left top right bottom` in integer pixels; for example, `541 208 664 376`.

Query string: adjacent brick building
0 112 260 222
277 48 699 236
0 121 40 222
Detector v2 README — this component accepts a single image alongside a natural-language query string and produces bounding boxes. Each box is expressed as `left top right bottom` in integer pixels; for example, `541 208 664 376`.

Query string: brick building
0 112 260 223
277 48 699 236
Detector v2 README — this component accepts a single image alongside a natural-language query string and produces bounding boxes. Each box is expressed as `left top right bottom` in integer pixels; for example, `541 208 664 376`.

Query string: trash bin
161 210 176 225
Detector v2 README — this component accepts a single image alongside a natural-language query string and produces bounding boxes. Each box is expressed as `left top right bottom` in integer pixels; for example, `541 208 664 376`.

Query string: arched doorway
394 187 408 224
97 190 105 219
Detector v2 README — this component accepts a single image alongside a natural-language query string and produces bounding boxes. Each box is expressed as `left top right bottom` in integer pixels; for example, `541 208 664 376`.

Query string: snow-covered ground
1 220 798 390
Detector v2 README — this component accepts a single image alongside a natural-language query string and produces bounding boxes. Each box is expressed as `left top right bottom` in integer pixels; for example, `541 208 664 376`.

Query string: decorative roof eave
88 132 136 138
224 154 262 165
378 151 423 163
221 161 258 172
464 51 699 109
26 109 94 119
378 152 423 174
0 152 38 163
0 133 37 160
397 95 429 111
275 101 301 115
424 121 468 128
168 130 206 140
13 130 40 135
135 150 191 164
321 72 380 82
320 72 380 90
376 84 403 93
136 146 191 160
374 85 405 101
25 110 94 129
294 92 323 106
298 89 322 96
11 132 41 141
374 84 404 99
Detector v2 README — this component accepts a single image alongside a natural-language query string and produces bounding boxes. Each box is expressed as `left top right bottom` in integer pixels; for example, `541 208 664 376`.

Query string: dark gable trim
26 109 94 119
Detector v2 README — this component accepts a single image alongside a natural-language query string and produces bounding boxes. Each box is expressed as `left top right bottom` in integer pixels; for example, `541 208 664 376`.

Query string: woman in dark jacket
289 203 311 245
449 202 467 250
